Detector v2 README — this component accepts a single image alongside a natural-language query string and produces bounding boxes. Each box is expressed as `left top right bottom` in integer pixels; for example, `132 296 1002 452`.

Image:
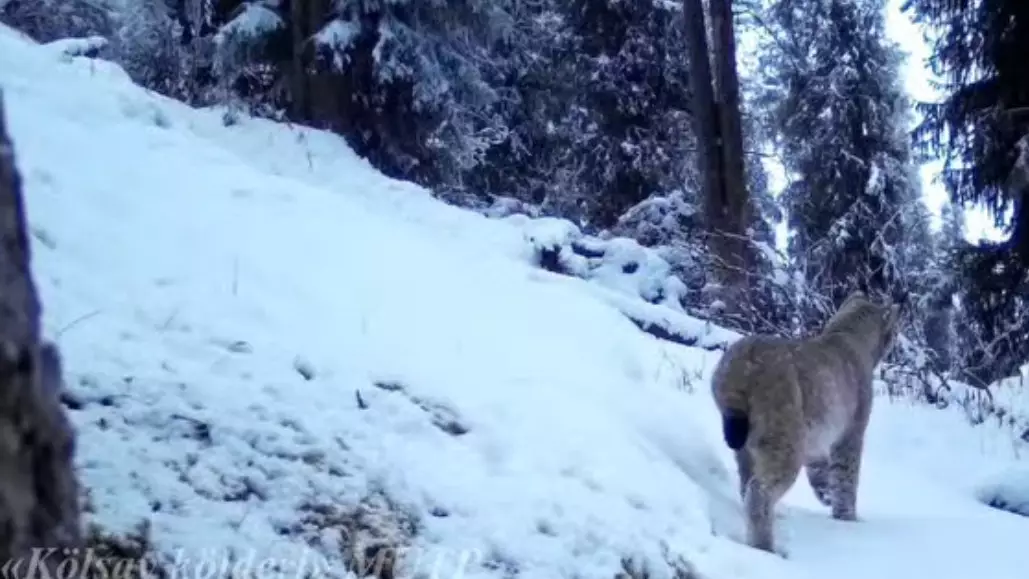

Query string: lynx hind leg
743 449 801 554
829 428 866 522
735 450 753 500
743 477 773 552
805 457 833 507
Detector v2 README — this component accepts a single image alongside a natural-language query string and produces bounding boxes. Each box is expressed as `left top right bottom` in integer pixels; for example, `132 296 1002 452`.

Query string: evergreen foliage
10 0 1024 385
755 0 932 331
903 0 1029 384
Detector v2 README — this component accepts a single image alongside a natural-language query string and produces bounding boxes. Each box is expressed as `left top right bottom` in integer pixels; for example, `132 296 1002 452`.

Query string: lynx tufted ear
887 303 901 325
880 302 902 342
890 287 909 309
856 277 870 296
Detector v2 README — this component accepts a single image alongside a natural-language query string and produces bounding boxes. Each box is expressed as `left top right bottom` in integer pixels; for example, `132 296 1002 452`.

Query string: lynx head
823 288 906 360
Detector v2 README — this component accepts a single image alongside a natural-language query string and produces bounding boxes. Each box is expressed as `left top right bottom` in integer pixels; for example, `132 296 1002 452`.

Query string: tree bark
289 0 334 123
710 0 751 280
683 0 752 313
289 0 310 121
0 90 83 571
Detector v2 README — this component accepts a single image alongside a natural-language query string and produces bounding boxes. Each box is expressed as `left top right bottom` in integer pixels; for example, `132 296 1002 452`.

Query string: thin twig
56 310 102 339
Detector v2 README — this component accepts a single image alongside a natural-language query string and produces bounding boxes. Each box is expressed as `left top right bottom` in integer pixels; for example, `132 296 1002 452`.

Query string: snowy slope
2 25 1029 579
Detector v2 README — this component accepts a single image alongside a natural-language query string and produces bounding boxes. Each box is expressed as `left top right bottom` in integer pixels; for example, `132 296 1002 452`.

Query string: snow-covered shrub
479 183 789 340
482 195 541 220
610 189 701 247
607 188 707 305
106 0 221 106
201 0 515 193
589 237 690 312
108 0 185 98
1 0 113 43
500 213 744 352
42 35 108 59
514 216 689 313
210 0 287 117
605 185 793 337
982 372 1029 436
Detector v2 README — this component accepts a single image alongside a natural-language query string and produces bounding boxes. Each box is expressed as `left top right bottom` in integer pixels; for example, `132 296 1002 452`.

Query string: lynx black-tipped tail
722 410 750 450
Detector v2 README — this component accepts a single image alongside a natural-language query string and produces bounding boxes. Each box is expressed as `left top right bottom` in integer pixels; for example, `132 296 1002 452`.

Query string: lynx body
710 291 902 553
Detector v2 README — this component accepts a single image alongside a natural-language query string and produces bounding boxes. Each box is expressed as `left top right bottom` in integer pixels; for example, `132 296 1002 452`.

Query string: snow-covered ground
2 23 1028 579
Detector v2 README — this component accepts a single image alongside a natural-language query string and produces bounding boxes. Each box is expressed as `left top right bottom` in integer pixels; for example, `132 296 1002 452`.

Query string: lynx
710 290 903 553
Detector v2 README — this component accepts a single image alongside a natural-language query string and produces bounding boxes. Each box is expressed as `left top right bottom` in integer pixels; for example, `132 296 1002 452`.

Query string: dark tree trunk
0 105 39 347
289 0 311 121
0 91 83 571
682 0 722 235
682 0 753 313
289 0 334 123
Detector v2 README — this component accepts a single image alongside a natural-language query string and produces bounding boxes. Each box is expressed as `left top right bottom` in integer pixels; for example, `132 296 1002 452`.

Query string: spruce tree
919 203 964 373
903 0 1029 384
757 0 930 327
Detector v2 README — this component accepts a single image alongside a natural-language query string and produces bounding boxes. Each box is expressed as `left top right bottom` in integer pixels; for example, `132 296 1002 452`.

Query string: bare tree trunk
0 105 39 347
289 0 334 123
710 0 752 287
289 0 310 121
683 0 753 314
0 91 83 572
682 0 723 243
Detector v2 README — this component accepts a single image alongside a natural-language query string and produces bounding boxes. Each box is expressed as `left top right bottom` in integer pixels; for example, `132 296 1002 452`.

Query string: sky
883 0 1008 243
761 0 1009 252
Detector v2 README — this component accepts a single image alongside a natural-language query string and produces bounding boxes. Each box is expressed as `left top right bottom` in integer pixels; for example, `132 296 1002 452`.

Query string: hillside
2 24 1028 579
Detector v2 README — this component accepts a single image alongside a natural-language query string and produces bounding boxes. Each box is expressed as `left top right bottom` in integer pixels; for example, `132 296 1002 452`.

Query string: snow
42 35 108 59
215 2 283 43
904 366 1029 440
505 215 694 315
316 19 361 51
2 24 1029 579
976 467 1029 517
314 19 362 70
991 372 1029 429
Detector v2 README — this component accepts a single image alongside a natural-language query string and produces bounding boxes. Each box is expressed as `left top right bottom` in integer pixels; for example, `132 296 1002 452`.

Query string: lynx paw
831 510 859 522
